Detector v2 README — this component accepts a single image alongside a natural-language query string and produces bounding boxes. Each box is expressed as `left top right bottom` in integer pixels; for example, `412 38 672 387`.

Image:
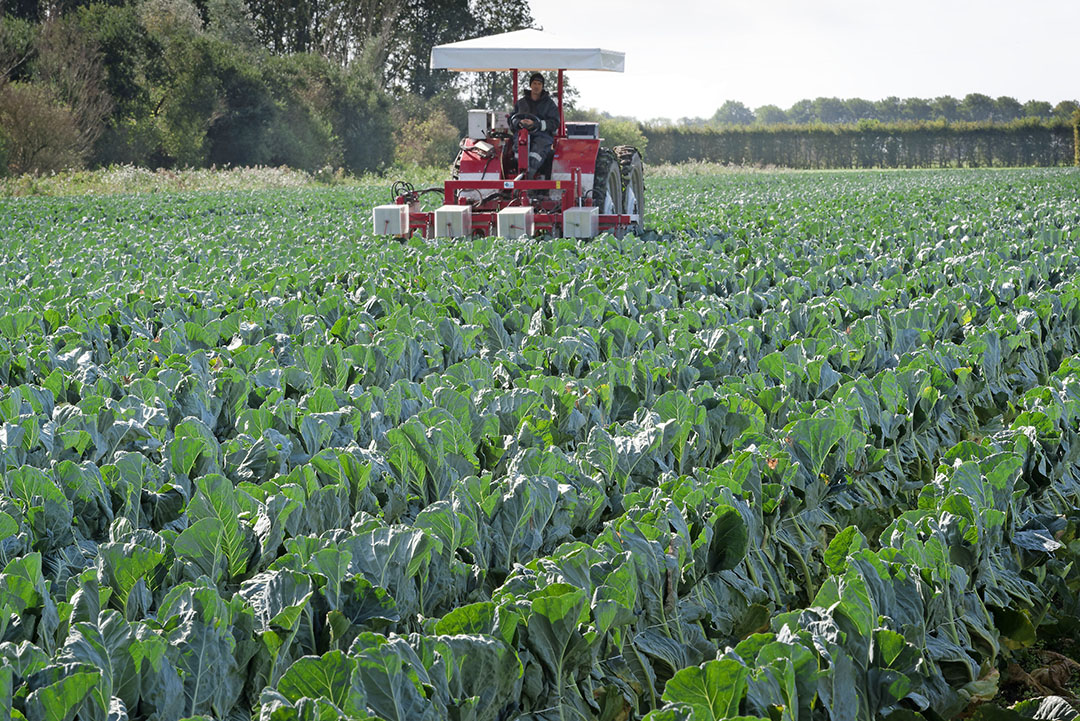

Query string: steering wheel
509 112 541 134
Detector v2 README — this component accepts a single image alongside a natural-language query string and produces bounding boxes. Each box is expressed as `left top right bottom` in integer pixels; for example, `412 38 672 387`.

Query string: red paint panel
456 137 505 176
552 138 599 176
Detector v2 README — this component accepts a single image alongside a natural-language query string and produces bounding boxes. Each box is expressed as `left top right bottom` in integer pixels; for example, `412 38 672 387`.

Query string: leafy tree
903 97 933 122
993 95 1022 122
755 104 786 125
960 92 995 122
711 100 754 126
333 62 394 172
1023 100 1053 119
73 4 161 165
263 52 338 170
0 16 36 84
874 96 903 123
786 99 813 124
140 0 217 165
206 0 258 48
930 95 960 122
201 38 275 166
844 98 876 122
384 0 470 99
1053 100 1079 122
812 97 849 124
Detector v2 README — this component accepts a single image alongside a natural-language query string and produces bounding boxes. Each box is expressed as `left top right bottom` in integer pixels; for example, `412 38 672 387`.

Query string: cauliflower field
1 169 1079 721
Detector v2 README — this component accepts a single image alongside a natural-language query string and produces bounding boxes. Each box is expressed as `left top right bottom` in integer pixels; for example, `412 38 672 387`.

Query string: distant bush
598 118 648 154
1074 109 1079 166
394 108 460 168
0 125 9 177
201 39 275 167
333 64 394 174
263 54 338 172
566 109 649 155
0 82 87 173
34 18 112 151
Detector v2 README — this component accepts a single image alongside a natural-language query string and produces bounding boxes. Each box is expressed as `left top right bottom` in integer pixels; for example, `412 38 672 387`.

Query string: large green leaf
661 658 750 721
276 650 366 718
786 417 849 482
707 505 748 573
55 610 142 718
24 668 101 721
525 584 589 711
173 518 226 586
96 542 165 620
187 474 252 580
157 581 246 718
350 633 438 721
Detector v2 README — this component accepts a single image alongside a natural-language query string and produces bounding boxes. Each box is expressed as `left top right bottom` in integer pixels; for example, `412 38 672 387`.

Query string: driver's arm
537 98 559 134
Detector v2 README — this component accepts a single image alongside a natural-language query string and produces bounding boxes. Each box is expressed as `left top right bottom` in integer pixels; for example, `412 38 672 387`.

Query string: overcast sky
528 0 1079 122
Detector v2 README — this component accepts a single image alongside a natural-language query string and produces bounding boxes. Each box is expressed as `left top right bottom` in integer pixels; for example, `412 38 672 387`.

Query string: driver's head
528 72 544 93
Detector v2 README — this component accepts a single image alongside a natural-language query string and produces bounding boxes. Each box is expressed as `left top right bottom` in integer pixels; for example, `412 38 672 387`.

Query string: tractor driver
513 72 559 178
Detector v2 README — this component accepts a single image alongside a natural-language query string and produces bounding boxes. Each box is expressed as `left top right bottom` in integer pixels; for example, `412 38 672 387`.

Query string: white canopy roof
430 29 624 72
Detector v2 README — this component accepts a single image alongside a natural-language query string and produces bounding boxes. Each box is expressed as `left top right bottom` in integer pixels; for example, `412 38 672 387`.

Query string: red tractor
373 29 644 240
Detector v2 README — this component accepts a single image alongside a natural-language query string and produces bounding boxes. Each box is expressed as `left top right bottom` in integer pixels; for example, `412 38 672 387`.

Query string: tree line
0 0 532 176
674 95 1079 128
1 0 1078 175
642 120 1076 169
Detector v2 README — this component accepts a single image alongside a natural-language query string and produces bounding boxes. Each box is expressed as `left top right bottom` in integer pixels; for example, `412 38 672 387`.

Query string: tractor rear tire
615 146 644 236
592 149 623 223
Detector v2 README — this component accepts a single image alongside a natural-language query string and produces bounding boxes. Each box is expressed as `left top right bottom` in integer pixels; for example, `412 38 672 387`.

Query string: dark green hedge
642 119 1075 168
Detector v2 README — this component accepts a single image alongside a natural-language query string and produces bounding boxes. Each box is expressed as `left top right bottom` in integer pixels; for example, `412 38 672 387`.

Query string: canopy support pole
512 68 518 105
557 69 565 137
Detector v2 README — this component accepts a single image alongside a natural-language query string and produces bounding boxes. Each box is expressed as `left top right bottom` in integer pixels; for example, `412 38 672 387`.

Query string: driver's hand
521 118 535 128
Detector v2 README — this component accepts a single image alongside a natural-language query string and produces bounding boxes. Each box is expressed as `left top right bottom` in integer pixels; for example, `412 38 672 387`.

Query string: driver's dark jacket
513 90 559 139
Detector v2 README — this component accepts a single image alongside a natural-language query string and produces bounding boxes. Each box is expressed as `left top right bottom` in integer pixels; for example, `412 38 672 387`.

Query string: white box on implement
497 207 534 238
373 204 409 236
562 206 599 239
435 205 472 237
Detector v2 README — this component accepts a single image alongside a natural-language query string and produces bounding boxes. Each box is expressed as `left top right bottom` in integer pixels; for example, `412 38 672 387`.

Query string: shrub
1074 109 1079 166
333 64 394 174
73 4 160 166
201 39 274 167
0 124 9 177
0 82 87 173
263 53 338 172
598 118 649 154
394 108 461 168
34 18 112 151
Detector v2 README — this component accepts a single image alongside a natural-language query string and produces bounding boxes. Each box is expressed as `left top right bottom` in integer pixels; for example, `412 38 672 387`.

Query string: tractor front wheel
615 146 644 236
592 149 623 221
